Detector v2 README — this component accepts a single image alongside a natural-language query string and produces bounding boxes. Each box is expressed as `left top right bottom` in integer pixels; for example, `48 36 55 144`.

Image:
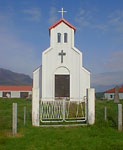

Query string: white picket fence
40 99 87 123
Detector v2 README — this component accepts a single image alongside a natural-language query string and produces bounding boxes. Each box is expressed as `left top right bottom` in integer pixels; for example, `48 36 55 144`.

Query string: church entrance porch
55 75 70 98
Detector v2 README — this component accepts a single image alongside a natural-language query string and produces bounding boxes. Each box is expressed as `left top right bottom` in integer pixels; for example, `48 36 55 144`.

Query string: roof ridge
0 85 32 91
105 86 123 93
49 18 76 31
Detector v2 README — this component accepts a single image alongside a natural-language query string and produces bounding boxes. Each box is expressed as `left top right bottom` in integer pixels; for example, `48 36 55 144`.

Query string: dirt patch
0 130 24 138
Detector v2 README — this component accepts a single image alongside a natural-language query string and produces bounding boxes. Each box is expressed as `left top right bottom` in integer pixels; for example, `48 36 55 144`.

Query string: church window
57 33 61 43
64 33 68 43
3 92 11 98
110 95 113 98
20 92 29 98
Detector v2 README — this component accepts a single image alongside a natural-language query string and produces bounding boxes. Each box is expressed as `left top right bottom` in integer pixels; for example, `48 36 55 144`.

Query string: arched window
64 33 68 43
57 33 61 43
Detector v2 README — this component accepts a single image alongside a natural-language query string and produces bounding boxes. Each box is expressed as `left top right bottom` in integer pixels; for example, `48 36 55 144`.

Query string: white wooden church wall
81 68 90 99
42 22 90 101
33 67 42 98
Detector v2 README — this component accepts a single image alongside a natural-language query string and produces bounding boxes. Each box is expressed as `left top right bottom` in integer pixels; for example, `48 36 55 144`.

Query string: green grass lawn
0 98 123 150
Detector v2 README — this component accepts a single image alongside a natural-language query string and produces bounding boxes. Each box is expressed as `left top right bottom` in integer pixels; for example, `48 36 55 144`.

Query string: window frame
64 33 68 43
57 33 61 43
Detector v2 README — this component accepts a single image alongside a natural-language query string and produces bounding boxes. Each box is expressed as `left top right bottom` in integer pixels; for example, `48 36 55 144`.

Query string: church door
55 75 70 97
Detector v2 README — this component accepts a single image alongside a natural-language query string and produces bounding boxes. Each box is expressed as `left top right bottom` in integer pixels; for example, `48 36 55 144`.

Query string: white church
32 9 95 126
33 12 90 101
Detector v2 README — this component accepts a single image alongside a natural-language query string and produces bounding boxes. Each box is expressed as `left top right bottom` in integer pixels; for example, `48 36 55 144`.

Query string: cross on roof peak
58 8 67 18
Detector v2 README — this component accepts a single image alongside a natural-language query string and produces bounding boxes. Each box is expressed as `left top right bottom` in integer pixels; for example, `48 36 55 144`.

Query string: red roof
49 18 76 31
0 85 32 91
105 86 123 93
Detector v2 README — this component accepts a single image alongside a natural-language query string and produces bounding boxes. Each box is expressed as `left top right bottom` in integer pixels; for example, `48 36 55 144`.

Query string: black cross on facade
58 50 66 63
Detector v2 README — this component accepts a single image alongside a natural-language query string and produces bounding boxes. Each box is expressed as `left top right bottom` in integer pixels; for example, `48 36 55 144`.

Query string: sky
0 0 123 91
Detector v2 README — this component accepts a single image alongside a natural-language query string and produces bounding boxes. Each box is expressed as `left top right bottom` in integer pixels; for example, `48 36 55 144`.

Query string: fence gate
40 100 87 124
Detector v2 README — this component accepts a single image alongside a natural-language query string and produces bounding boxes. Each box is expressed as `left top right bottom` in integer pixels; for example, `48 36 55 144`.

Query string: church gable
49 18 76 31
49 19 76 50
43 18 83 67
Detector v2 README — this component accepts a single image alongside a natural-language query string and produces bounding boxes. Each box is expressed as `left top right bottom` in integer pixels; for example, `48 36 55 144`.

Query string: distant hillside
92 84 116 93
0 68 32 85
95 92 104 100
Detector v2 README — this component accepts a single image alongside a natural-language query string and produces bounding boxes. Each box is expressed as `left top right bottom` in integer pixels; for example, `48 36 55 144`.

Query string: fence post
32 88 40 126
118 104 122 131
87 88 95 125
104 106 107 121
63 100 65 121
24 106 26 125
12 103 17 135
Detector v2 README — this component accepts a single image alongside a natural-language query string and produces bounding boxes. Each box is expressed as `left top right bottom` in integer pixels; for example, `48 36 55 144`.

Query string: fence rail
40 100 87 123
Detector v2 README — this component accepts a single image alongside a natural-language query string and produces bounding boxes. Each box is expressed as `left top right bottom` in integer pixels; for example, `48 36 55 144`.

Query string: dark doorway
20 92 28 98
55 75 70 97
3 92 11 98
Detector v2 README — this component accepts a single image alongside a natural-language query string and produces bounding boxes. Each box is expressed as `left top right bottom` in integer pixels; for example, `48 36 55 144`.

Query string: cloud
91 50 123 91
91 71 123 92
92 72 123 86
75 8 108 31
105 50 123 72
48 6 57 25
108 10 123 32
23 8 41 21
0 14 8 22
0 10 40 77
75 8 123 33
0 10 14 26
0 26 40 76
75 9 91 28
93 24 107 31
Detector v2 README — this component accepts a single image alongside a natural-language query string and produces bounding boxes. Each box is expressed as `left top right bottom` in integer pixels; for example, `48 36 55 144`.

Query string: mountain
0 68 32 85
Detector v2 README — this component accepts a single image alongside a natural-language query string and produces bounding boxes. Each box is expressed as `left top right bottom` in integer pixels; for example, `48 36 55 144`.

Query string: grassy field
0 98 123 150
